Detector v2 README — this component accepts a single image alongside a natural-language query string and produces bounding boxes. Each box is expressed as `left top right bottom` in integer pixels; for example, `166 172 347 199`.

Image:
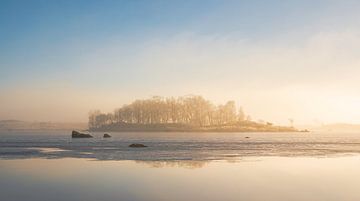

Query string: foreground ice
1 131 360 161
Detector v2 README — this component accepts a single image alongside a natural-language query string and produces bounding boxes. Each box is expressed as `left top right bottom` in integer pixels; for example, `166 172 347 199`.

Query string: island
88 95 299 132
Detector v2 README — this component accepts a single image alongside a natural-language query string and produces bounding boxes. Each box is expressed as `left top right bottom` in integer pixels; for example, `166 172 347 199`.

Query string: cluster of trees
88 95 251 129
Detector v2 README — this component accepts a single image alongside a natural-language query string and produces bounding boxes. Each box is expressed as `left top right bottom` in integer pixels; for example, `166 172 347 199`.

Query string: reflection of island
135 160 209 169
89 95 298 132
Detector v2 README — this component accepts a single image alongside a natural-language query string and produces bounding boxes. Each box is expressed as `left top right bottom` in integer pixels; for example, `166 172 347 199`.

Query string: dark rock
103 133 111 138
129 143 147 148
72 130 93 138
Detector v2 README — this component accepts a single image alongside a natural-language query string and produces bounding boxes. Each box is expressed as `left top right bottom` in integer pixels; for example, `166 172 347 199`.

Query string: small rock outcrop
129 143 147 148
103 133 111 138
72 130 93 138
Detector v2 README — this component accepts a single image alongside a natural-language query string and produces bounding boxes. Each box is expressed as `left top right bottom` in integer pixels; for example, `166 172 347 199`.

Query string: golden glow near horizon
1 2 360 125
1 31 360 125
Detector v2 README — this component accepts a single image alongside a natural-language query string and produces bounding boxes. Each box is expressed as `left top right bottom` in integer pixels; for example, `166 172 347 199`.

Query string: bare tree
88 95 249 129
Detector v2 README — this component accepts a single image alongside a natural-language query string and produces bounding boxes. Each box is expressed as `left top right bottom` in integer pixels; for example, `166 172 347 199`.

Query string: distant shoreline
0 120 87 132
89 130 302 133
89 122 299 133
0 120 304 133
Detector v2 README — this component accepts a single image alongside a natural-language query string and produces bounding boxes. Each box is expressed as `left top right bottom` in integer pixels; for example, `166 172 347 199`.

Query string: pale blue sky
1 0 360 124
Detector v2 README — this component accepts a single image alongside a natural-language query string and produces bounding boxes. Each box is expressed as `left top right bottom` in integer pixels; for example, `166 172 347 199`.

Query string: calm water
1 131 360 201
1 157 360 201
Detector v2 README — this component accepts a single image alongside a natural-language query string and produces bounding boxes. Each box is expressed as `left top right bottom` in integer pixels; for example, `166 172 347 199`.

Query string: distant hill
0 120 87 131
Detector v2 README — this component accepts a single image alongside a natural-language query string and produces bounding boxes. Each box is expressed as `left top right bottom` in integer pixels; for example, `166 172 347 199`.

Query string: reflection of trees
135 160 209 169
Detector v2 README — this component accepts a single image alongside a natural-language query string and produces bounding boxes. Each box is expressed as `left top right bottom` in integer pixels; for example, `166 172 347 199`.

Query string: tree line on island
88 95 298 132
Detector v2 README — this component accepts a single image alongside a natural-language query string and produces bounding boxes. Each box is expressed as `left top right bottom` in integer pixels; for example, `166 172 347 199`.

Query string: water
1 131 360 161
1 156 360 201
1 131 360 201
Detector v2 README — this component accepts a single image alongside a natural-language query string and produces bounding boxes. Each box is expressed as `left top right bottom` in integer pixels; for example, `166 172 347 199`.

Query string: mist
1 31 360 125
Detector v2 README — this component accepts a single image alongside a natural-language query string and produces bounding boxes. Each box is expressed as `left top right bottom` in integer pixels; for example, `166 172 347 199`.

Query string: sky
1 0 360 125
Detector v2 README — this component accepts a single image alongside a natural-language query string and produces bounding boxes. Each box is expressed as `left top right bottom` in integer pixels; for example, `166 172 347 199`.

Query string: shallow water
1 156 360 201
1 131 360 160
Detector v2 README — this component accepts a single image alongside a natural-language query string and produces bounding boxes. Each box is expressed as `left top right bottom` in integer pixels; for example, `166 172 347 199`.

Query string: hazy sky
1 0 360 125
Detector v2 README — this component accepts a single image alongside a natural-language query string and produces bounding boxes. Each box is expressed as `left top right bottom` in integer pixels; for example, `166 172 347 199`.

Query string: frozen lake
1 131 360 160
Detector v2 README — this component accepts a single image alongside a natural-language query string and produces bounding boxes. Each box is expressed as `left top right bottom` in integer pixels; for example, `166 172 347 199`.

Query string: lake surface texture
1 131 360 201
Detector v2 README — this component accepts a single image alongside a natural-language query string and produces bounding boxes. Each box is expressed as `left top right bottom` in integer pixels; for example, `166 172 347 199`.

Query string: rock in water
103 133 111 138
129 143 147 148
72 130 93 138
